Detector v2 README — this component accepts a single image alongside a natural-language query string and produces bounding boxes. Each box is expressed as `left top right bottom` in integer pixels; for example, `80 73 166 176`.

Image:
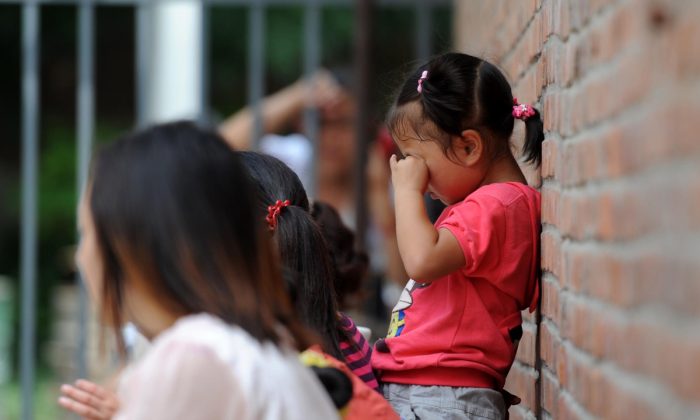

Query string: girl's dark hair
387 52 545 166
89 121 311 355
238 151 345 360
310 201 368 310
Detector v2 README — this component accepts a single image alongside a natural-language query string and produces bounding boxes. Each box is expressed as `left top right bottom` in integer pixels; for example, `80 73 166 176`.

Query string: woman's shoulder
151 314 299 370
155 314 252 350
122 314 339 419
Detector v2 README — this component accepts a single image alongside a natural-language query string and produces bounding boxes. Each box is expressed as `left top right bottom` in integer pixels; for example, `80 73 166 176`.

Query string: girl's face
76 194 103 305
393 126 484 206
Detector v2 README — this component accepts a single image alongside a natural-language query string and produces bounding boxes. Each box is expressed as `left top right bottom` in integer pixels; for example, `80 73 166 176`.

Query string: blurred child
372 53 544 419
239 152 380 391
310 201 369 311
239 152 396 419
311 201 376 389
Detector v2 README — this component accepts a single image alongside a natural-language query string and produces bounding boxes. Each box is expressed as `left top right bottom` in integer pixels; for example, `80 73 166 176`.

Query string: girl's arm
390 155 465 282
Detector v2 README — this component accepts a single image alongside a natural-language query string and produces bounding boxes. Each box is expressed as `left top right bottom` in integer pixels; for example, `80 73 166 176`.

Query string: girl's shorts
382 382 506 420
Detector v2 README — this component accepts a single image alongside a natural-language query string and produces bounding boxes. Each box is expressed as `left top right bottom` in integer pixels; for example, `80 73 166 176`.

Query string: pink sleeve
437 196 507 277
115 341 246 420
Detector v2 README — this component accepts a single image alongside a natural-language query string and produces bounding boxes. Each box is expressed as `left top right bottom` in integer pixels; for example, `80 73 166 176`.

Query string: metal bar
135 1 151 126
303 0 320 197
248 2 265 149
76 0 95 381
353 0 372 250
0 0 449 6
199 2 210 125
20 2 40 419
414 0 431 62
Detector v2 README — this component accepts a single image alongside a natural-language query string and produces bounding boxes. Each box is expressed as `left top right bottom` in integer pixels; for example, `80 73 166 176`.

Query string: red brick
540 229 561 278
541 370 560 417
516 323 538 367
542 0 571 41
505 363 538 412
541 138 557 179
541 277 561 327
541 184 559 225
540 320 560 372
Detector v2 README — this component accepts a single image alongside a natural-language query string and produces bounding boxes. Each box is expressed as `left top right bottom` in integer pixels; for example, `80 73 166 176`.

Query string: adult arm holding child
389 154 465 282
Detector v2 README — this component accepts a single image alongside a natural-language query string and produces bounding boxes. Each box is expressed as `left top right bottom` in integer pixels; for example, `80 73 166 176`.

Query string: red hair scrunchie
512 97 536 120
266 199 291 231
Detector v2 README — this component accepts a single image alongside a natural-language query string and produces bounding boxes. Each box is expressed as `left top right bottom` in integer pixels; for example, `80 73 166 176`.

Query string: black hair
310 201 369 310
89 121 312 355
237 151 345 361
387 52 545 166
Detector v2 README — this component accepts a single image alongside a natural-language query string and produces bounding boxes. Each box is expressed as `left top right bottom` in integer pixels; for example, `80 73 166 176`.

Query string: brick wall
454 1 700 419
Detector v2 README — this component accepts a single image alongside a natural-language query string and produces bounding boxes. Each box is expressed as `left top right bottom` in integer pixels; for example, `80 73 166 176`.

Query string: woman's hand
59 379 120 420
302 69 343 110
389 154 429 195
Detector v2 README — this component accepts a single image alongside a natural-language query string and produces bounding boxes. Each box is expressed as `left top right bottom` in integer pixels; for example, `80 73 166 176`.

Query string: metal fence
3 0 449 418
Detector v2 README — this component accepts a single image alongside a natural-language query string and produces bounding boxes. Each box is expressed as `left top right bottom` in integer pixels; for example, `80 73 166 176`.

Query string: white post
147 0 203 123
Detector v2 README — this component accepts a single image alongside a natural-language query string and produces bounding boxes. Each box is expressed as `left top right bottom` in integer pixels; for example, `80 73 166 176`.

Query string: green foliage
0 373 62 420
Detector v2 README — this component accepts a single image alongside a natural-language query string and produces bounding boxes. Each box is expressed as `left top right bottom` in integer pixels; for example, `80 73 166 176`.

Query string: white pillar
148 0 203 123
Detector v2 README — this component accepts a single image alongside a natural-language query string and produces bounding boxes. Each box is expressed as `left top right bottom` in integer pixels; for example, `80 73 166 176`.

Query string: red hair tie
417 70 428 93
512 98 536 120
266 199 291 231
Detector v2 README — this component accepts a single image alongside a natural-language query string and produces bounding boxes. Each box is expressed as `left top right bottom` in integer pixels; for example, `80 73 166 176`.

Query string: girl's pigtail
522 107 545 166
512 98 544 166
275 205 345 361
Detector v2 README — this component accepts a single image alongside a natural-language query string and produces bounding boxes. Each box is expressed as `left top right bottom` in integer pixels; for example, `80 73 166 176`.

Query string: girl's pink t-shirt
372 182 541 389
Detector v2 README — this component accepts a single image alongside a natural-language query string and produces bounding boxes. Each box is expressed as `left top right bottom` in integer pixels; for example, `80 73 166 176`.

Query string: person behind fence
58 122 338 419
219 70 411 295
371 52 544 419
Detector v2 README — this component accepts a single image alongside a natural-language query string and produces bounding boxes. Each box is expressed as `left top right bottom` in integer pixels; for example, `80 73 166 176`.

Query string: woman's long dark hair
89 121 311 355
238 151 345 360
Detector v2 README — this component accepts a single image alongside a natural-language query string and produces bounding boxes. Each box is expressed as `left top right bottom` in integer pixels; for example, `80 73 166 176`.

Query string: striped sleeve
338 314 380 392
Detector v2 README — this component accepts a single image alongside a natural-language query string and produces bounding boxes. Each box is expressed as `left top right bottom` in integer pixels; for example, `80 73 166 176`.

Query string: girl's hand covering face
389 154 429 195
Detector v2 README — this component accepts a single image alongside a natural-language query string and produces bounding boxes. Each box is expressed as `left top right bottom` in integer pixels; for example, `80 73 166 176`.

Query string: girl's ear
452 129 483 166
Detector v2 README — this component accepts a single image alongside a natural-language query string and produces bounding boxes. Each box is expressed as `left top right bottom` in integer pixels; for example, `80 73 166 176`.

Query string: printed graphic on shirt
386 280 428 338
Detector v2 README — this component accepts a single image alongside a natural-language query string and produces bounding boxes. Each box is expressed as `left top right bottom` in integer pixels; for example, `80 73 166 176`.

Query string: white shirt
260 133 314 192
115 314 338 420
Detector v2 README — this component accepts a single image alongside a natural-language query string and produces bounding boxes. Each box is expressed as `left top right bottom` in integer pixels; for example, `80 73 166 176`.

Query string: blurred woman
59 122 337 419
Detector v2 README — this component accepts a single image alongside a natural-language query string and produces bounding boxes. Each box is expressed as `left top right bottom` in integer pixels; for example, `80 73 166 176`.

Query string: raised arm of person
219 70 341 150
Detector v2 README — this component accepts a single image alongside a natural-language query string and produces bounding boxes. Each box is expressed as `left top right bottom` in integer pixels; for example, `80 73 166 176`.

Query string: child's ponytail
275 205 345 361
521 107 545 166
237 151 346 361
